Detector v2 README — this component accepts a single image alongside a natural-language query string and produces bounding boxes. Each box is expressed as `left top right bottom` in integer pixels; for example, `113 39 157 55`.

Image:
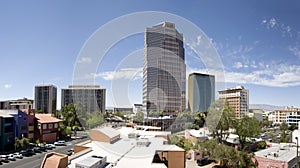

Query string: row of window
39 123 59 130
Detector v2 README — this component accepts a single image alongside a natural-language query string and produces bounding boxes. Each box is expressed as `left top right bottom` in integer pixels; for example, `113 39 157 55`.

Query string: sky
0 0 300 109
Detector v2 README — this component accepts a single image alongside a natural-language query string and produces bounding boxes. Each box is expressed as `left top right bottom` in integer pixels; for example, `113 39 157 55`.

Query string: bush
257 141 267 150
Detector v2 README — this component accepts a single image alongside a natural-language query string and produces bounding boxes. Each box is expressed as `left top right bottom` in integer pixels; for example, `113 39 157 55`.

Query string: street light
296 137 299 168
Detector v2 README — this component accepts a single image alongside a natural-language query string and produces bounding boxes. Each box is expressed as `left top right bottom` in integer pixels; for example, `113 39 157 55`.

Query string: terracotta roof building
35 114 62 143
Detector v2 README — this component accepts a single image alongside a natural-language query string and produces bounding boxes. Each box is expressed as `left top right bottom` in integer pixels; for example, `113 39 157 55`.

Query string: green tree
15 136 30 149
206 100 235 143
199 139 255 168
279 123 290 143
133 112 144 122
86 113 104 129
60 103 85 129
234 116 261 150
256 141 267 150
170 135 184 148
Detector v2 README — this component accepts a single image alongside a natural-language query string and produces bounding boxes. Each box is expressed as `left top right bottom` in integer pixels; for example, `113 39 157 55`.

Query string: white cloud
261 17 293 37
233 62 243 69
289 45 300 58
77 57 92 64
4 84 12 89
188 63 300 87
96 68 142 81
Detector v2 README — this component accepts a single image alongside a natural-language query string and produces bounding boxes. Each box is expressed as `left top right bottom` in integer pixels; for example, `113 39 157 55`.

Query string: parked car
7 154 16 161
38 145 46 152
26 149 35 156
13 153 23 159
33 147 42 153
45 144 55 149
67 149 74 156
20 150 30 157
54 140 66 146
197 158 212 166
0 155 9 163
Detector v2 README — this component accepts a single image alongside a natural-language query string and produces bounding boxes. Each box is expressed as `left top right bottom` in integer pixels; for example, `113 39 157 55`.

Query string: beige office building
143 22 186 115
218 86 249 118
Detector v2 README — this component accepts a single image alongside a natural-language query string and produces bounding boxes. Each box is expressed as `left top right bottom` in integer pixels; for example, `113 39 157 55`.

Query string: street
0 137 88 168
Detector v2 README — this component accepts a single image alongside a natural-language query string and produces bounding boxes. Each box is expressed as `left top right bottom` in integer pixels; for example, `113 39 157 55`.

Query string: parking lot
0 136 88 168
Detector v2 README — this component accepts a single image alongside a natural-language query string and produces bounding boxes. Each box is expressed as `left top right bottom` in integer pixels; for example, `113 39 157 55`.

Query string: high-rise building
218 86 249 118
188 73 215 113
34 84 57 114
61 85 106 113
143 22 186 115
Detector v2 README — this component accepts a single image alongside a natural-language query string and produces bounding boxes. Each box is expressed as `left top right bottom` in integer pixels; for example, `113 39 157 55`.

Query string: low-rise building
67 126 185 168
0 110 29 139
35 114 62 143
0 111 14 152
274 107 300 124
0 98 33 110
40 152 68 168
254 143 299 168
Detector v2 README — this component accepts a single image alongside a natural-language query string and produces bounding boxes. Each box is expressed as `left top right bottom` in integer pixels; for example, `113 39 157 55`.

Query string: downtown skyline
1 1 300 108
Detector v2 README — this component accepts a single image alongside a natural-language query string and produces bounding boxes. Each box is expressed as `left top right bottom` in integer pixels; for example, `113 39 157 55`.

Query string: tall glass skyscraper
188 73 215 113
143 22 186 116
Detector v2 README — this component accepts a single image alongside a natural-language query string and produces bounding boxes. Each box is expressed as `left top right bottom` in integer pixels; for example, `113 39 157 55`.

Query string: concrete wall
42 132 57 143
168 151 185 168
255 156 288 168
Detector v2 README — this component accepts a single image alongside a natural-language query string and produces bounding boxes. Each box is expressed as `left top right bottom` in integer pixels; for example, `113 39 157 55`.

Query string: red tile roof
35 114 62 123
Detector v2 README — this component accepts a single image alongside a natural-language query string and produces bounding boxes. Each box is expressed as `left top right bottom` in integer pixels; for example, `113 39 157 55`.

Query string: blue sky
0 1 300 108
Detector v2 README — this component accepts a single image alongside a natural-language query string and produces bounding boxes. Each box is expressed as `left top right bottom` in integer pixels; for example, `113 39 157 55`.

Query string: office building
274 107 300 125
143 22 186 115
0 97 33 110
34 84 57 114
218 86 249 118
188 73 215 113
61 85 106 113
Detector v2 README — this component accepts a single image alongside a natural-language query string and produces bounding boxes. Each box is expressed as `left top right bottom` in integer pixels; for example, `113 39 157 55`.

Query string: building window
48 124 53 129
54 123 58 128
43 124 47 130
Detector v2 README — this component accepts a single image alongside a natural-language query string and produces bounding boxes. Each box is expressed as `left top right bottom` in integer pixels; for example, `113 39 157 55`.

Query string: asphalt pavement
0 137 88 168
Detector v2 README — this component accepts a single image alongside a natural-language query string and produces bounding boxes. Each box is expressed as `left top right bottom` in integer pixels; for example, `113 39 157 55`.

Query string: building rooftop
69 126 181 168
0 111 13 118
93 127 120 139
0 109 20 115
255 143 298 162
35 114 62 123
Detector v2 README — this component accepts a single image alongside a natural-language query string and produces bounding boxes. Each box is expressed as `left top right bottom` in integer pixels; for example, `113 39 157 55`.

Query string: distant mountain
249 104 285 112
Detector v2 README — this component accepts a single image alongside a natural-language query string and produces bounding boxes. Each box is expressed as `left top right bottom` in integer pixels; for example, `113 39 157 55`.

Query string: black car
38 146 46 152
33 147 42 153
197 158 212 166
67 149 74 156
212 165 224 168
26 149 35 156
20 150 30 157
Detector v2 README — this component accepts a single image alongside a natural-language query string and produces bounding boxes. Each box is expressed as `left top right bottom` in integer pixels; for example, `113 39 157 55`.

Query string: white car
13 153 23 159
45 144 56 149
54 140 66 146
7 154 16 161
